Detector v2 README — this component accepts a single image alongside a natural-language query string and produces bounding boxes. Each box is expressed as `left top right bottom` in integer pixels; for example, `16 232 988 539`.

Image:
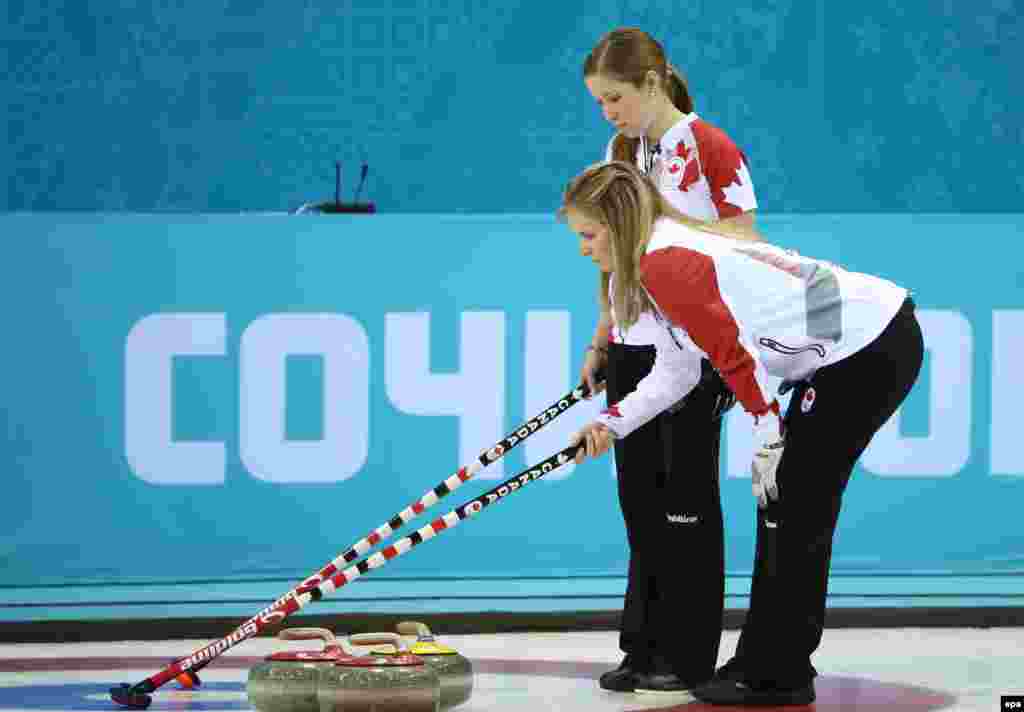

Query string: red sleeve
692 119 751 219
640 246 773 416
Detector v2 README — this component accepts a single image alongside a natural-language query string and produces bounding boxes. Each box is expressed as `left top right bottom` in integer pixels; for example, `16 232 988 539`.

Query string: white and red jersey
604 113 757 346
597 217 908 439
604 112 757 224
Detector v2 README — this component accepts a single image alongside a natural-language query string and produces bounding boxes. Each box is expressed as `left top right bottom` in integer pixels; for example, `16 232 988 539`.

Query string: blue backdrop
1 213 1022 620
3 0 1023 620
3 1 1023 212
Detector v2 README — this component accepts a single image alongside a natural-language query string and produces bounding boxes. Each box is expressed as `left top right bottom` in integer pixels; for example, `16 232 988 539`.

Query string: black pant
734 297 924 688
607 343 726 684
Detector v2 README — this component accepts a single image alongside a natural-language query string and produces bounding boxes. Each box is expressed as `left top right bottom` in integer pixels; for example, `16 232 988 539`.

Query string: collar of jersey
656 111 700 156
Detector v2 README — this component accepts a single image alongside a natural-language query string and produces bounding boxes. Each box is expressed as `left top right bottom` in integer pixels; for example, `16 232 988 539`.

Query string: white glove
751 404 785 509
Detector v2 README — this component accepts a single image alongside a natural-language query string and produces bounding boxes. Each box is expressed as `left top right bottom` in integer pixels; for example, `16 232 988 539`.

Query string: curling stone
396 621 473 709
319 632 440 712
247 627 346 712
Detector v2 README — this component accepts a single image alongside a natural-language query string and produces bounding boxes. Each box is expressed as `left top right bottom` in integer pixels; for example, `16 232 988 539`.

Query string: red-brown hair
584 28 695 162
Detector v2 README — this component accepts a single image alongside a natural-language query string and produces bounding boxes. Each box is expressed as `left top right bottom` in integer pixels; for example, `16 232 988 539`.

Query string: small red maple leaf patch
679 159 700 192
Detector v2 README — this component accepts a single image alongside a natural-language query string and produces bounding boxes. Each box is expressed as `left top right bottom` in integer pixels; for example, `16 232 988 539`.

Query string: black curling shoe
633 656 699 694
693 678 816 706
598 654 648 692
633 671 695 694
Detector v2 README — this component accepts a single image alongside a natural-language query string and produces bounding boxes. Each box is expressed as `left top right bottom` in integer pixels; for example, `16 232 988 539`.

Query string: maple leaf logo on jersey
721 160 755 211
665 140 700 192
602 405 623 418
678 159 700 192
801 387 817 414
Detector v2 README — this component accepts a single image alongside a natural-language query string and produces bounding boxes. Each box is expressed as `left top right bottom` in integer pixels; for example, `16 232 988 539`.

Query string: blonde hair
559 161 740 329
583 28 695 163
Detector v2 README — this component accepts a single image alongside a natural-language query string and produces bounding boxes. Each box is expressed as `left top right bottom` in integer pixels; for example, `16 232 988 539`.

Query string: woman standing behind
565 160 923 706
579 28 760 694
